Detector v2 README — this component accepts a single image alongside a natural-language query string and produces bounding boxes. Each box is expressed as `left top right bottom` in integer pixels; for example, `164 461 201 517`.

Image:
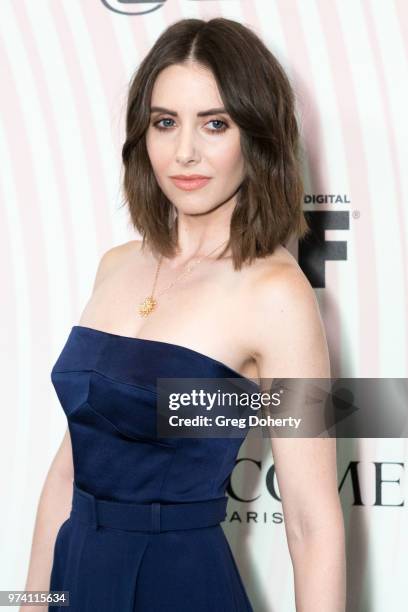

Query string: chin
174 204 214 216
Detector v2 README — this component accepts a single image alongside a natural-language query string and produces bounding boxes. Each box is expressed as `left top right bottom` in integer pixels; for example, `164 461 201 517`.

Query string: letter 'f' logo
299 211 349 288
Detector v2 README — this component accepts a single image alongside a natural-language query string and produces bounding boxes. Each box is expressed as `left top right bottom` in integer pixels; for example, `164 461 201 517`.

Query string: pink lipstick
170 174 212 191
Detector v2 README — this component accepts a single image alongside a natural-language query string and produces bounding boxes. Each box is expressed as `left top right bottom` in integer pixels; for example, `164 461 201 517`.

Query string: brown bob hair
121 17 310 271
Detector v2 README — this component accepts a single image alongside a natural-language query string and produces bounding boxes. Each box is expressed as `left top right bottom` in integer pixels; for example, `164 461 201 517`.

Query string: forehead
150 63 222 107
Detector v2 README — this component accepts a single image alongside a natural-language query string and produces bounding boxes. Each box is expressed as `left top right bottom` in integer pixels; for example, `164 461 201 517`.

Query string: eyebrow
150 106 229 117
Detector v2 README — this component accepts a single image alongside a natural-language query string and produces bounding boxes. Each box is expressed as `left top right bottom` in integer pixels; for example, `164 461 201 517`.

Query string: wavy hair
121 17 310 270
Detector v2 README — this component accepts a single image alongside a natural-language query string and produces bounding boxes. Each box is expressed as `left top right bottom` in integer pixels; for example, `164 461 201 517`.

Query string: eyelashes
152 117 229 134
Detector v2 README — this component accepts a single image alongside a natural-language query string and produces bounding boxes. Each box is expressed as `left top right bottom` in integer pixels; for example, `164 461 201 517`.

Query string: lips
170 176 212 191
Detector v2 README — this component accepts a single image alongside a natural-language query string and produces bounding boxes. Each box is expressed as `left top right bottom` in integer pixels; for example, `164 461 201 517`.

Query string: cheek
146 132 170 173
208 131 243 171
212 145 244 178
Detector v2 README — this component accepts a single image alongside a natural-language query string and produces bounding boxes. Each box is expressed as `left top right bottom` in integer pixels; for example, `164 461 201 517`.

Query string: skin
23 61 346 612
145 61 245 258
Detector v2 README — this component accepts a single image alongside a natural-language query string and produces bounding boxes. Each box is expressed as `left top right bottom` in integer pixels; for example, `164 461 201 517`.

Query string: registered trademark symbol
352 210 360 219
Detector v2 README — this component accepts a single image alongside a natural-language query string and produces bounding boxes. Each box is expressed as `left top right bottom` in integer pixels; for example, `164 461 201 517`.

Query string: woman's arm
20 242 132 611
20 428 74 612
250 262 346 612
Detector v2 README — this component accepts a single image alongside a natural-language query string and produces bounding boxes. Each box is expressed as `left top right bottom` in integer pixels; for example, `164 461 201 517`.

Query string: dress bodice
51 325 258 505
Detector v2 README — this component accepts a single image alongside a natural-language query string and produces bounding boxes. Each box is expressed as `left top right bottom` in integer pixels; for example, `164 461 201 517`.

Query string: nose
175 125 201 164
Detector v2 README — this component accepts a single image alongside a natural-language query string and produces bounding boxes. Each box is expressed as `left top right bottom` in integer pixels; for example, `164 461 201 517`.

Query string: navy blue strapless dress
48 325 255 611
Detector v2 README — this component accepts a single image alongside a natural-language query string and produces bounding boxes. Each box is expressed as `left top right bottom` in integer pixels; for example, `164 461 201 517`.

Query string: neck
170 199 234 265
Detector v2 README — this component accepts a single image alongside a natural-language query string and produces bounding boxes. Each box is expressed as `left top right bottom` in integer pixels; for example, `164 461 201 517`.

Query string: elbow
285 504 345 546
286 520 344 550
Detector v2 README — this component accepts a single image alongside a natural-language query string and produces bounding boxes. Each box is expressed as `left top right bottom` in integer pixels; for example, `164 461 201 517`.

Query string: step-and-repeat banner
1 2 407 611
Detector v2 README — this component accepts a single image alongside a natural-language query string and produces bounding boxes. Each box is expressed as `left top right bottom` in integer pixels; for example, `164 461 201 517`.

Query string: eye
152 118 229 134
206 119 228 133
153 118 175 130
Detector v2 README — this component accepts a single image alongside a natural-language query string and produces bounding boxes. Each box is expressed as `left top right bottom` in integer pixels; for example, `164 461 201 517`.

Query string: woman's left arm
250 262 346 612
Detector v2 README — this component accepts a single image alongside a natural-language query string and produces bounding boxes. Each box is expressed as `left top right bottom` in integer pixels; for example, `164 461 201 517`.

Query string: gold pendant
138 296 157 317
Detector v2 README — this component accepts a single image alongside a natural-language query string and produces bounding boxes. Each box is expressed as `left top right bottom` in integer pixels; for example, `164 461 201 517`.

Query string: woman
22 17 346 612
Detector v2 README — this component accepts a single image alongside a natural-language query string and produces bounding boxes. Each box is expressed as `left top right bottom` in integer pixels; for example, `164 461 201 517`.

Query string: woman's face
145 62 245 215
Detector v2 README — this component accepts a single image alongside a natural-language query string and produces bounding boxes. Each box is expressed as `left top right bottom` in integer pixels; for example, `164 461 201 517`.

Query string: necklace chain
138 239 229 317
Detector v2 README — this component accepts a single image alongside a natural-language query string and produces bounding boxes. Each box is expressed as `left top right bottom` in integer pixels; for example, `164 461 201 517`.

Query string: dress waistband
70 483 228 533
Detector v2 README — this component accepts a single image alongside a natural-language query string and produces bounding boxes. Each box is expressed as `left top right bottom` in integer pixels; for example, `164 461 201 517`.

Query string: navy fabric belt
70 483 228 533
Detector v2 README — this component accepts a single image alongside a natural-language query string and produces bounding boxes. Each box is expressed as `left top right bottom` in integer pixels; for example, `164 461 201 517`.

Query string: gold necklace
138 239 229 317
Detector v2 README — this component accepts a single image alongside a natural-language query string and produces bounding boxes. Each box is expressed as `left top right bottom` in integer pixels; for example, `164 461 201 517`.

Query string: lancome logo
100 0 235 16
228 459 405 507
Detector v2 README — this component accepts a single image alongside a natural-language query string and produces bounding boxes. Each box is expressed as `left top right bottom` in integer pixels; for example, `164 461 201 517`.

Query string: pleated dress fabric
48 325 255 611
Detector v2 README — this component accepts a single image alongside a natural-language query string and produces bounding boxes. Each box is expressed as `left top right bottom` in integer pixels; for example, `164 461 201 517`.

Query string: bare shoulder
244 246 330 378
92 239 143 291
240 245 307 302
249 246 316 309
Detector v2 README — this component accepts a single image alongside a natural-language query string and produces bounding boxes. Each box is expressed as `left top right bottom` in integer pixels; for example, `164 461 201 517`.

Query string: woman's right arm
20 428 74 612
20 240 138 611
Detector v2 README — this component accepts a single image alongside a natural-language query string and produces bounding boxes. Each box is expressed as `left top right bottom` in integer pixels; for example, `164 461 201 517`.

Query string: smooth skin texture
23 61 346 612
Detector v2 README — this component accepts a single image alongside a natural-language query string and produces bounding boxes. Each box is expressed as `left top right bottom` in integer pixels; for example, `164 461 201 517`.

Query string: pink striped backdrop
1 1 407 611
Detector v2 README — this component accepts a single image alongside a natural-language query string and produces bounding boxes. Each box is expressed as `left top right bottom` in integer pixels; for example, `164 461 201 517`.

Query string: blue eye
154 118 175 129
152 118 229 134
206 120 228 132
